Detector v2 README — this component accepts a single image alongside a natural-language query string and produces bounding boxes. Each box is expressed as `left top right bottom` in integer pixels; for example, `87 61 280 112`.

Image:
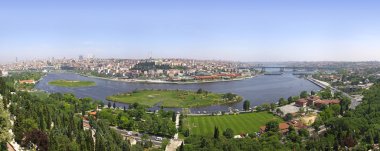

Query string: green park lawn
48 80 96 87
184 112 283 136
107 89 241 108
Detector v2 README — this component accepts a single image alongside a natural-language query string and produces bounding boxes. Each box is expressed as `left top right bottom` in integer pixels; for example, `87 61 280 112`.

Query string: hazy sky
1 0 380 63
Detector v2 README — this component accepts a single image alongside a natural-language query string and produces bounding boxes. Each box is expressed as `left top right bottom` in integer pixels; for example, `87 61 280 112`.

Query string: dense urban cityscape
1 57 254 83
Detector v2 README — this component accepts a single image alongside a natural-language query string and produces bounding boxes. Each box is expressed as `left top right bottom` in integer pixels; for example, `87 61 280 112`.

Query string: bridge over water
249 66 338 72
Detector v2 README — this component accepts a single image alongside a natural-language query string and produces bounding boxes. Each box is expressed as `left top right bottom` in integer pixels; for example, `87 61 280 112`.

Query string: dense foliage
0 76 134 151
97 106 177 137
306 84 380 150
0 93 11 150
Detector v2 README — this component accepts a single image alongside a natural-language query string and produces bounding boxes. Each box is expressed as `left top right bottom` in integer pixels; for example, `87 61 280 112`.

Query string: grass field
48 80 96 87
107 90 241 108
184 112 283 136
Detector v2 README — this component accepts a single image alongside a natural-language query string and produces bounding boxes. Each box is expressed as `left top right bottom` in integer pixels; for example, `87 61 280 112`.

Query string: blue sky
1 0 380 63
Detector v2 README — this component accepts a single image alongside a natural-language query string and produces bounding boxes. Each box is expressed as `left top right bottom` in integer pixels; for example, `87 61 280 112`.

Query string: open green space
48 80 96 87
107 89 242 108
184 112 283 136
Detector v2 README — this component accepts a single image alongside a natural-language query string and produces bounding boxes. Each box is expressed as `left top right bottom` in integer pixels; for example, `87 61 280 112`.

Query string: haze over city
1 0 380 63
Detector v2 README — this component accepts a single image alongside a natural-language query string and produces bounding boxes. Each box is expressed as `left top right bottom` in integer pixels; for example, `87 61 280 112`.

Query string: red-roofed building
260 122 290 134
295 99 308 108
295 96 340 109
314 99 340 108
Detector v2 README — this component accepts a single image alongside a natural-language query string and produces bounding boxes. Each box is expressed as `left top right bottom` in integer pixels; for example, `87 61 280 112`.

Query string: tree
81 107 85 116
45 107 52 130
284 113 293 121
22 129 49 151
339 97 351 114
320 88 332 99
197 88 203 94
38 112 46 130
183 129 190 137
311 91 316 96
260 103 271 111
287 131 301 143
334 91 343 99
142 134 149 143
223 93 235 100
122 141 130 151
287 96 294 103
276 108 283 116
161 139 169 150
279 98 288 106
270 103 277 111
298 128 309 138
243 100 250 111
95 132 105 151
223 128 234 139
300 91 308 98
255 106 263 111
200 137 209 148
0 97 11 143
265 121 279 132
14 118 38 143
172 112 176 122
213 126 220 139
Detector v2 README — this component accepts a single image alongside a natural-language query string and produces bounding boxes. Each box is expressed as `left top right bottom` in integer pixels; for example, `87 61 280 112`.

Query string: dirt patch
300 115 317 126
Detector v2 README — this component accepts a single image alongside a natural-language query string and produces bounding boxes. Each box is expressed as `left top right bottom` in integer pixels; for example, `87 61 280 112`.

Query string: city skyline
1 0 380 63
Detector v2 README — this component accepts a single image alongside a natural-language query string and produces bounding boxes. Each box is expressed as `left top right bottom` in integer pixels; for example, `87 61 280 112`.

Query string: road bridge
250 66 338 72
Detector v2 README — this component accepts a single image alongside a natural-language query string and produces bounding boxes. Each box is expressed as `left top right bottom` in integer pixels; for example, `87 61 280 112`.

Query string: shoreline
76 72 257 84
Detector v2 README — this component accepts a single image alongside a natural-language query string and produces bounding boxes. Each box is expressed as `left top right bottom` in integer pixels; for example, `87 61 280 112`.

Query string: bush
223 128 234 139
184 129 190 137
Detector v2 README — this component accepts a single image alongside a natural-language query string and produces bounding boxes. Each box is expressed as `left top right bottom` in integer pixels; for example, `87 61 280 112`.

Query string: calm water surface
35 73 320 112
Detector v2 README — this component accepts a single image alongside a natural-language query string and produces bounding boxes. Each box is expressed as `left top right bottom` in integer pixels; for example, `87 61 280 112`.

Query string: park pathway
165 113 183 151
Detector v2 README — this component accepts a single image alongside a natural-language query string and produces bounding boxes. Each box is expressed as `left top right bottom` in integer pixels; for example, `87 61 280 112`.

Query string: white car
155 137 163 141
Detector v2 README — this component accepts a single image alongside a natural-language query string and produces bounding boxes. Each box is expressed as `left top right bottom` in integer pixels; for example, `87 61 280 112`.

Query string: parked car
155 137 163 141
